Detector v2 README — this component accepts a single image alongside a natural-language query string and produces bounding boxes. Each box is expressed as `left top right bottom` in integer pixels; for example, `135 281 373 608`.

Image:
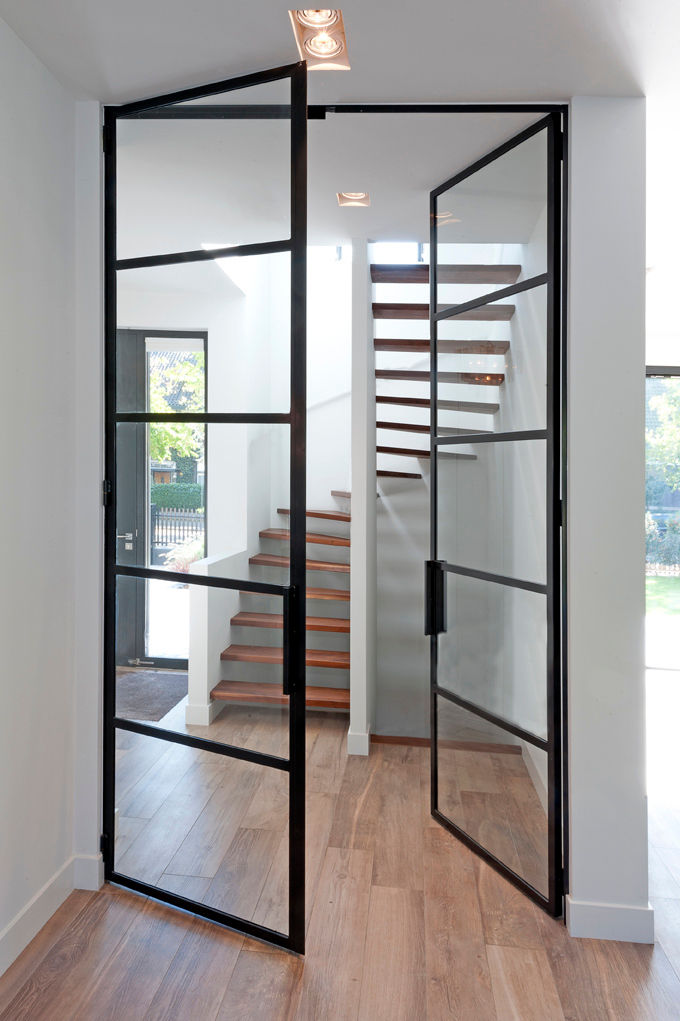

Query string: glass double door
427 116 564 915
103 62 308 952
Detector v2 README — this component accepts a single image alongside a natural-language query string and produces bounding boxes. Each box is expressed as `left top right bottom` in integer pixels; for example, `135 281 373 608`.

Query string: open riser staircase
372 252 522 481
210 489 351 712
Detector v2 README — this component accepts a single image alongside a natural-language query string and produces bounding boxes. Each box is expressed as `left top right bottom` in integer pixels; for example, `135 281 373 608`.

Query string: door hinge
102 479 112 506
100 832 111 861
424 560 447 636
102 123 112 155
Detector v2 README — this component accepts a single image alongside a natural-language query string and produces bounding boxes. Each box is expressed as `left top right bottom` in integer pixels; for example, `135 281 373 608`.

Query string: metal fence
150 505 205 549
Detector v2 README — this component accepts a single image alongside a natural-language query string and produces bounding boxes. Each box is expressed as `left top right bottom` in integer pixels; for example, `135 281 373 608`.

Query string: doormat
115 669 188 722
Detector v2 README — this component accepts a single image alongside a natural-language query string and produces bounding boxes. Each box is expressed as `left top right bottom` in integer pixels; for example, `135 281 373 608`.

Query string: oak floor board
424 828 497 1020
166 760 265 879
218 948 302 1021
0 887 144 1021
357 886 426 1021
486 945 565 1021
371 750 425 891
72 897 189 1021
116 762 225 884
118 741 198 821
0 890 95 1015
114 814 147 861
158 873 213 902
144 915 243 1021
205 827 283 919
291 847 373 1021
327 749 383 850
306 713 350 794
474 858 544 949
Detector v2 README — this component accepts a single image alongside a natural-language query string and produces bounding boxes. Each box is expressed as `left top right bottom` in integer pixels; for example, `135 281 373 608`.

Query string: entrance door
103 62 308 952
426 115 565 915
116 329 207 668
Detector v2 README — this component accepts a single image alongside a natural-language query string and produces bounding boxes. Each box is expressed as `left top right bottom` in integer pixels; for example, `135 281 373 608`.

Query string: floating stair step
376 369 504 386
211 680 350 710
277 507 351 523
376 421 492 435
372 303 515 322
220 645 350 669
231 611 350 633
377 470 422 480
249 553 349 573
370 264 522 285
374 338 510 355
260 528 350 548
377 445 476 461
331 489 351 500
239 586 350 601
376 395 500 414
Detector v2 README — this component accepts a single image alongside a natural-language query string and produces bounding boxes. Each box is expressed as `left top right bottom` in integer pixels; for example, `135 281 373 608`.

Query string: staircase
372 261 521 480
210 489 351 711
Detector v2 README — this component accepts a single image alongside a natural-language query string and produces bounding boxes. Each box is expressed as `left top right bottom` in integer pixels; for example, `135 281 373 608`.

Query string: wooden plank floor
2 708 680 1019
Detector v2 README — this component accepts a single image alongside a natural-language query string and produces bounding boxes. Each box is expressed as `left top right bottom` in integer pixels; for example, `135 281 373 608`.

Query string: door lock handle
117 533 134 541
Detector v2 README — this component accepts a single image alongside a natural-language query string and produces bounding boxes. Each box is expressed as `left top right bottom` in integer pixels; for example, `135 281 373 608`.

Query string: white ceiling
0 0 664 106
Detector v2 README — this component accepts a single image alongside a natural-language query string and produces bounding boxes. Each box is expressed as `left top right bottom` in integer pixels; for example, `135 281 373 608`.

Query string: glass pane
115 732 289 933
435 127 547 308
117 251 291 414
437 439 546 585
436 695 548 896
115 576 289 759
439 572 547 740
645 375 680 670
116 422 293 584
434 284 547 436
116 77 291 260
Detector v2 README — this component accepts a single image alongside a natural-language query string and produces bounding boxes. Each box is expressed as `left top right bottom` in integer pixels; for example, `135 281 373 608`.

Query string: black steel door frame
426 111 567 918
102 61 308 953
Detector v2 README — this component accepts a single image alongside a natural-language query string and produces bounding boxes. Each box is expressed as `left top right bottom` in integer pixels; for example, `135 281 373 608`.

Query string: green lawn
646 576 680 615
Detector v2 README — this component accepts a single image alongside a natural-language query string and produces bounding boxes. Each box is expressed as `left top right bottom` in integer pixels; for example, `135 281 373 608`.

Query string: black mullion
116 62 301 118
435 428 547 446
287 59 307 957
432 114 553 197
114 717 290 771
117 237 291 272
116 413 290 424
435 685 548 751
115 563 286 597
324 104 566 115
442 561 547 595
433 273 547 323
429 179 440 831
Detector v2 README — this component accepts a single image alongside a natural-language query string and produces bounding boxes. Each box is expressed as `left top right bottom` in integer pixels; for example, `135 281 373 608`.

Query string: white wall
566 96 651 942
0 17 84 976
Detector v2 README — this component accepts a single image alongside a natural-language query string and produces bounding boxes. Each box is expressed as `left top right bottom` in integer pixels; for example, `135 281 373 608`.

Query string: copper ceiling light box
288 9 350 70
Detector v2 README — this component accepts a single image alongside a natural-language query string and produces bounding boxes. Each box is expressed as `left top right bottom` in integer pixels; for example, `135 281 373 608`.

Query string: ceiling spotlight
296 9 339 29
289 9 350 70
337 192 370 207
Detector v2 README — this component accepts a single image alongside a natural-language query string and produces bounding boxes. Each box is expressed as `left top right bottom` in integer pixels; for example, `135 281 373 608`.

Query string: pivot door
426 115 565 915
103 62 308 952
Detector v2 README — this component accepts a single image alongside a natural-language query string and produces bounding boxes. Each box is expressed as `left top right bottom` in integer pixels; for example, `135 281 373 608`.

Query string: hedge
150 482 203 510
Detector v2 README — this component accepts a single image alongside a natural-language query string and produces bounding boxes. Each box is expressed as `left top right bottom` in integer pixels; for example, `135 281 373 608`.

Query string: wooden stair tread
376 420 492 435
260 527 350 548
376 369 504 386
231 611 349 633
220 645 350 669
331 489 351 500
373 338 509 354
211 680 350 710
277 507 351 523
377 470 422 479
376 395 500 413
373 302 515 322
239 586 349 601
377 445 476 461
249 553 349 573
370 264 522 284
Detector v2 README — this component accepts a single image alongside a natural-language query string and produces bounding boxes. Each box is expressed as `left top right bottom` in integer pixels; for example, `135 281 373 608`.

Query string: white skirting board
566 894 655 943
347 728 370 756
0 853 104 978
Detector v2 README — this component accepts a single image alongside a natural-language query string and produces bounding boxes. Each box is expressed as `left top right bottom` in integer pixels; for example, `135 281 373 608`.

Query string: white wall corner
73 853 105 891
185 700 223 726
566 895 654 944
0 859 74 978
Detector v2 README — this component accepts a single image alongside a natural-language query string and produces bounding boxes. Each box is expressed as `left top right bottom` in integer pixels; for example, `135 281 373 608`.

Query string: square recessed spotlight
289 10 350 71
337 192 370 207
